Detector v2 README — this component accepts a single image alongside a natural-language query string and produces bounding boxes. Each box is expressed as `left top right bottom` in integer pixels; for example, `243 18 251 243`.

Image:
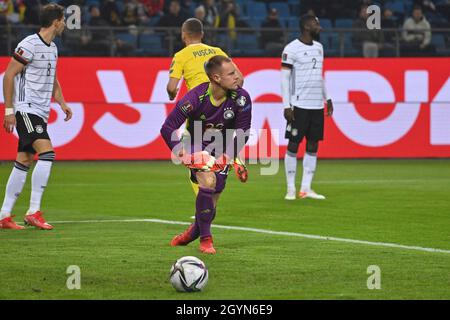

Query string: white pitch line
50 218 450 255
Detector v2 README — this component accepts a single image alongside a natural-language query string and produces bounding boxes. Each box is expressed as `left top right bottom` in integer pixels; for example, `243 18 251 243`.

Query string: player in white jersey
0 4 72 230
281 14 334 201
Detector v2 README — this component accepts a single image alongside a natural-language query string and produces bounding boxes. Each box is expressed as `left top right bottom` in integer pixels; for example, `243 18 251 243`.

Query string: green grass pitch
0 159 449 299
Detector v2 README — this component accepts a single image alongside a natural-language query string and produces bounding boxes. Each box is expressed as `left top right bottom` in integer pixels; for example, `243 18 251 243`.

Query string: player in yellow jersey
166 18 243 99
166 18 247 192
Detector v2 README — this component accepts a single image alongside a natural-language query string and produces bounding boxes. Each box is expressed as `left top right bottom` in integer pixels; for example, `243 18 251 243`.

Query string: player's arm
160 96 191 154
167 77 180 101
227 93 252 181
281 65 294 122
166 55 183 100
53 77 72 121
2 58 25 133
322 81 333 117
281 47 295 122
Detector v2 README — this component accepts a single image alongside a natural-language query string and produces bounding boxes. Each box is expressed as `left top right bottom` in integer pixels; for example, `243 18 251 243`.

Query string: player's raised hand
3 114 16 133
283 108 295 122
326 99 334 117
61 103 73 121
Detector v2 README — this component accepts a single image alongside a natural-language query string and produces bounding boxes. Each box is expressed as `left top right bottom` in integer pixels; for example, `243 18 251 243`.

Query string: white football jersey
281 39 327 110
12 33 58 122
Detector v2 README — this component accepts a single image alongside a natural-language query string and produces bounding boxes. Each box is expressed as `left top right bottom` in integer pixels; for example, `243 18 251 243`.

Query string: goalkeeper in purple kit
160 55 252 254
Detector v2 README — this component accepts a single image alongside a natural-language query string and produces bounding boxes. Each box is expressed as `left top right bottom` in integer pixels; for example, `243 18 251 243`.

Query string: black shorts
15 112 50 154
285 107 324 143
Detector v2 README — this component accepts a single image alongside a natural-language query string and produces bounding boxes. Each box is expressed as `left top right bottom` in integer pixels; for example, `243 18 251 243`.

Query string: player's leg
285 141 300 200
195 171 217 254
24 135 55 230
299 109 325 200
284 107 306 200
0 152 33 229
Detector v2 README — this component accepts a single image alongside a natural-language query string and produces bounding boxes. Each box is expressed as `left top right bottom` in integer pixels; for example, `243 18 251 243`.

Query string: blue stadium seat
116 33 137 46
335 19 353 28
248 18 264 30
138 34 167 56
232 34 263 56
269 2 290 18
319 18 332 29
385 1 405 15
246 1 267 18
320 32 338 56
285 18 299 30
85 0 100 8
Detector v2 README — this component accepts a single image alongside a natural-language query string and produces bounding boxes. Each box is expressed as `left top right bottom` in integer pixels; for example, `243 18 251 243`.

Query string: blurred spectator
380 8 397 56
0 0 20 24
140 0 164 17
101 0 122 26
401 6 435 56
23 0 48 25
215 0 240 41
197 0 218 28
156 0 188 51
122 0 148 26
352 4 384 57
413 0 436 14
84 4 114 55
260 8 284 56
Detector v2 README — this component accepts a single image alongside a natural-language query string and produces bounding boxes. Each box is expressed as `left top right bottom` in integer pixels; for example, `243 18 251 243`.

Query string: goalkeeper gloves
233 157 248 183
180 151 231 172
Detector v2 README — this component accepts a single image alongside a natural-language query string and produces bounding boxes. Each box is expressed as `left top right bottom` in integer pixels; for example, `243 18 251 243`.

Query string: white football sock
0 163 29 219
284 151 297 191
301 152 317 192
28 157 54 214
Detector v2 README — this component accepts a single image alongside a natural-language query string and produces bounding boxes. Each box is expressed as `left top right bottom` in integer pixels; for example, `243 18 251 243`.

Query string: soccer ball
169 256 208 292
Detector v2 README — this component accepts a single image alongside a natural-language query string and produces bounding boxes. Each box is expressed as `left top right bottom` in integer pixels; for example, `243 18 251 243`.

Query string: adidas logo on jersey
41 54 45 59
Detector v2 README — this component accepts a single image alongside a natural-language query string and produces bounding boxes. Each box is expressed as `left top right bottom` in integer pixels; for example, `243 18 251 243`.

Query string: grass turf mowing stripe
48 218 450 255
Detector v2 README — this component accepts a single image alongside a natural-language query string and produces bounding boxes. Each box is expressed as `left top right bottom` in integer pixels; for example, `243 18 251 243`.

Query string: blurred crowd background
1 0 449 57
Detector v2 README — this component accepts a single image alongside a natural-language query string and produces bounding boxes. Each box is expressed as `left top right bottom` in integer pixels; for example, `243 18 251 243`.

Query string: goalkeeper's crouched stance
160 55 252 254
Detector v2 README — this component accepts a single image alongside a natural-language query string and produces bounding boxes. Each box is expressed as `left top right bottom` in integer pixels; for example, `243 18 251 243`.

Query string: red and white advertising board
1 57 449 159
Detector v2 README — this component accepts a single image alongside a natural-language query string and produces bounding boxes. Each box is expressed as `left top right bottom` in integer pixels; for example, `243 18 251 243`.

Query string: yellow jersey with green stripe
169 43 228 90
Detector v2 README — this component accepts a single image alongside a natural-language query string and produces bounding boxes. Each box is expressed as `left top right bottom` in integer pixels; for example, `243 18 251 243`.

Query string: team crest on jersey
223 107 235 120
180 101 193 115
35 125 44 134
291 128 298 137
236 96 246 107
200 114 206 120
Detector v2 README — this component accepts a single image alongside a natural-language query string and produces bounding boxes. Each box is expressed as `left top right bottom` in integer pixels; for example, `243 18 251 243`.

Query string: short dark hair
40 3 65 28
183 18 203 36
204 55 232 79
300 14 317 32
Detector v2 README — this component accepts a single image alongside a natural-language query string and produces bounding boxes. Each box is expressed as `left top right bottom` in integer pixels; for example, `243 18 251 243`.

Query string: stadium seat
247 18 264 30
335 19 353 28
385 1 405 15
116 32 137 47
320 32 339 56
232 34 264 56
319 18 332 30
269 2 290 18
246 1 267 19
290 3 300 16
85 0 100 8
138 34 167 56
285 18 299 30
